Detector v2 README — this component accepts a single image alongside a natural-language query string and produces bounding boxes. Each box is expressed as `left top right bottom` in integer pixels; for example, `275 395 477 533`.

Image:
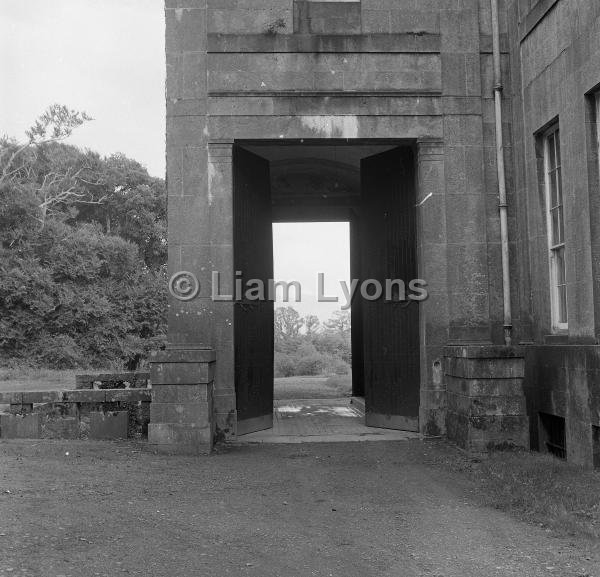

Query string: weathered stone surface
150 402 211 427
62 390 107 403
151 362 215 385
103 389 152 403
43 417 80 440
152 384 210 403
90 411 129 440
445 346 529 454
148 349 215 454
0 413 42 439
148 423 212 455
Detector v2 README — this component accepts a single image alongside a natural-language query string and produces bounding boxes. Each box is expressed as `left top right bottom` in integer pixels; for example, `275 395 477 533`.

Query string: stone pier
148 347 216 455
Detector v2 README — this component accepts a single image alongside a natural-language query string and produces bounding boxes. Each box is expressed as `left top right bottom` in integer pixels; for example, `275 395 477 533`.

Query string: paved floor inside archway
238 398 420 443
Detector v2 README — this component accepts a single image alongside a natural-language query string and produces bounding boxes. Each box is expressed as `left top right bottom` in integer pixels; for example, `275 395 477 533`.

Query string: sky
0 0 166 177
0 0 348 321
273 223 350 321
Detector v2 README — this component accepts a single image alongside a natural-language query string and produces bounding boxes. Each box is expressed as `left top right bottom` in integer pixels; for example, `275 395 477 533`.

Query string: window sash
543 126 568 330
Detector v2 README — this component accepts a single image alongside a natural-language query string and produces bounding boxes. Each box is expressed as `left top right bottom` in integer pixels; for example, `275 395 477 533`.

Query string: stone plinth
445 345 529 455
148 348 215 455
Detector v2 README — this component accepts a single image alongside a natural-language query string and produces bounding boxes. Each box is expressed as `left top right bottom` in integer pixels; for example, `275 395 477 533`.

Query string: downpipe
491 0 513 346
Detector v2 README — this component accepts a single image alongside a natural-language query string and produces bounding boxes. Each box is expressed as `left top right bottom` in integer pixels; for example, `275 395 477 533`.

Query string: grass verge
475 450 600 539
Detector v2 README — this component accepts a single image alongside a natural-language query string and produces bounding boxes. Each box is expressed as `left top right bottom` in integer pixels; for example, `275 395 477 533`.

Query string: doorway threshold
234 398 420 444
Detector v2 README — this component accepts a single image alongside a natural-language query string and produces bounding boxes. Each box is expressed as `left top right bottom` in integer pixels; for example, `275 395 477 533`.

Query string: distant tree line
0 105 167 369
274 307 351 377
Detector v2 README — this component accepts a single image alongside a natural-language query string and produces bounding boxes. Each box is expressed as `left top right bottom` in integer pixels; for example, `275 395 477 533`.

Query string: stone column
417 138 449 436
148 348 215 455
440 0 491 344
165 1 210 347
207 141 237 439
445 345 529 455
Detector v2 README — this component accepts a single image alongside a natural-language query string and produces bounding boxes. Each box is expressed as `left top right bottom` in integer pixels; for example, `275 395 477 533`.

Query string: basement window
539 412 566 459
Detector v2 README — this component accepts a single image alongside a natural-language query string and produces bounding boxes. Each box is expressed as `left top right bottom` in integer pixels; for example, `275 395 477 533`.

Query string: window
539 412 566 459
543 125 568 330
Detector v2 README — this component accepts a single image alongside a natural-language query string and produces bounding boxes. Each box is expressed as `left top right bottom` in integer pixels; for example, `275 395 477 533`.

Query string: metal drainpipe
491 0 513 346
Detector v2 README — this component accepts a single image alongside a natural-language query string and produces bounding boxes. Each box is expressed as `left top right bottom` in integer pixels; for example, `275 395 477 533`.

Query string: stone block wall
524 345 600 467
0 390 151 440
446 345 529 455
148 348 216 454
506 0 600 464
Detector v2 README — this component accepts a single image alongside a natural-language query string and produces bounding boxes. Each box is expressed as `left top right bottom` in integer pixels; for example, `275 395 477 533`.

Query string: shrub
274 352 296 378
294 353 324 376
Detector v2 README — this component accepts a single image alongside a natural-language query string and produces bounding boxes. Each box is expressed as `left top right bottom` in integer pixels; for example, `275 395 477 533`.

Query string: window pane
555 131 560 167
556 167 563 204
557 285 567 324
557 205 564 244
555 247 566 285
550 169 559 206
555 247 567 325
547 133 556 170
551 208 560 245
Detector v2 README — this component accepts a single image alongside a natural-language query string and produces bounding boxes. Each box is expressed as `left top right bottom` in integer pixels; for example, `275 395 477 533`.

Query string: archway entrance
233 141 420 435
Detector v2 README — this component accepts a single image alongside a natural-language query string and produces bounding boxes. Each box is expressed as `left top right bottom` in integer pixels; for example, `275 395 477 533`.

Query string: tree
0 106 168 369
275 306 304 338
0 104 104 230
324 310 351 337
304 314 320 336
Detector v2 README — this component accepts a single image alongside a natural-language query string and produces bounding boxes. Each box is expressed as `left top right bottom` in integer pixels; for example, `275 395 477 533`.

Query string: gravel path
0 439 598 577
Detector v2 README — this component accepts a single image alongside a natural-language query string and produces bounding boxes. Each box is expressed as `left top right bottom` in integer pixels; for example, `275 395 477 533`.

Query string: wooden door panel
360 147 420 431
233 146 274 434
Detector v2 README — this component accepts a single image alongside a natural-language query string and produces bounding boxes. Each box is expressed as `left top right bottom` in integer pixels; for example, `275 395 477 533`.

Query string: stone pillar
445 345 529 455
208 141 237 439
148 347 215 455
417 138 449 436
440 0 491 343
165 1 210 347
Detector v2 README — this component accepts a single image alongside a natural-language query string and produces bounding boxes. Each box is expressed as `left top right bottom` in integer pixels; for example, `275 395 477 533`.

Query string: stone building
149 0 600 466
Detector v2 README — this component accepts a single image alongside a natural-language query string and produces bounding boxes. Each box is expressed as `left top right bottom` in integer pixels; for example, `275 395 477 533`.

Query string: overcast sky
0 0 349 321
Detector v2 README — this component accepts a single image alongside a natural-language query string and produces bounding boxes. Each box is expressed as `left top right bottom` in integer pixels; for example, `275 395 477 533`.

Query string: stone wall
0 389 151 440
445 345 529 455
507 0 600 465
165 0 513 442
524 345 600 466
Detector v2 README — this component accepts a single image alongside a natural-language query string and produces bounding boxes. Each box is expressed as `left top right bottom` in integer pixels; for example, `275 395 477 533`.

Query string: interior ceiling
242 143 400 202
242 144 398 169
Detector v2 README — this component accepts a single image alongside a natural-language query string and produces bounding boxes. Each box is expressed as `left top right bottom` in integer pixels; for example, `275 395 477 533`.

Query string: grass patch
476 450 600 539
323 374 352 397
0 367 104 391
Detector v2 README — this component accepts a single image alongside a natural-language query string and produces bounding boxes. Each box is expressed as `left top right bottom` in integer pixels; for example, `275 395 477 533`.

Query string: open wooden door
360 147 420 431
233 146 274 435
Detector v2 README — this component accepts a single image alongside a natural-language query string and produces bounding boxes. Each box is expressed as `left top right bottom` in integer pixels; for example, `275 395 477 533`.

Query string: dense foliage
0 106 167 369
274 307 351 377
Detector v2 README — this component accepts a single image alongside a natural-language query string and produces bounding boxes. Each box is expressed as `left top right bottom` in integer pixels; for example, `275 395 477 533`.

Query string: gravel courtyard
1 439 598 577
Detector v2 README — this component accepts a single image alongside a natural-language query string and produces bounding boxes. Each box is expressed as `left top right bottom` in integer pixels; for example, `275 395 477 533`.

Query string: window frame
542 124 568 332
